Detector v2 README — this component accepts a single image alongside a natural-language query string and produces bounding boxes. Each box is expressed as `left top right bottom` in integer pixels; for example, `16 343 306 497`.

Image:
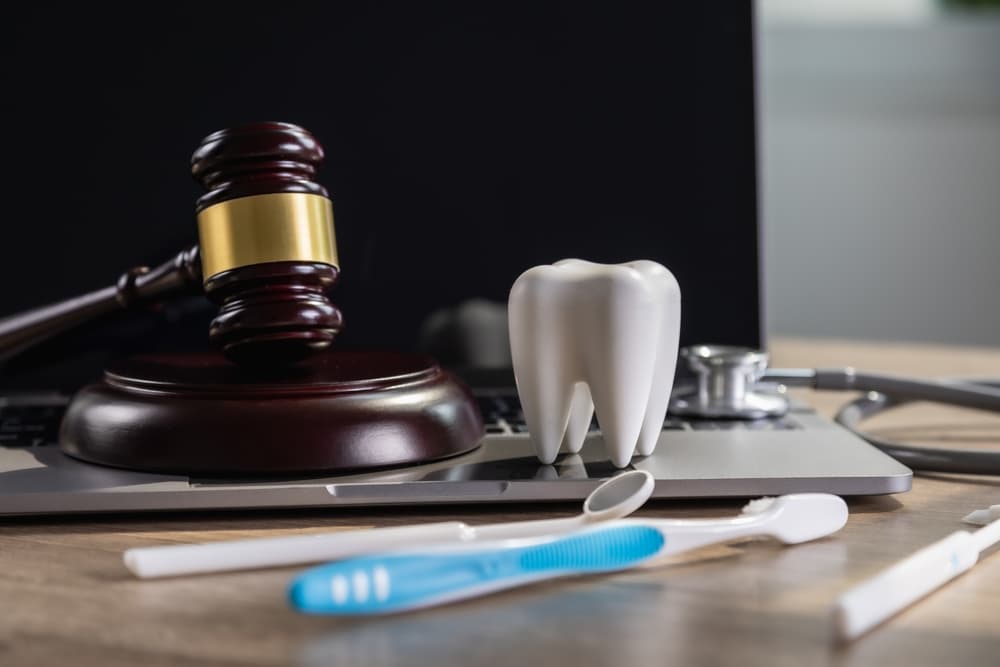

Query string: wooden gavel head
191 122 343 366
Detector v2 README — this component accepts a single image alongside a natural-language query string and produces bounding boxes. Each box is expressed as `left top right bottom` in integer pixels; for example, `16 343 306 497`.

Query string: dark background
1 2 759 384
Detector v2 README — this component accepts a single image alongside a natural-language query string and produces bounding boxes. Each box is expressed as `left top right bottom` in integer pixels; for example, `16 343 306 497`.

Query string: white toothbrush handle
471 516 583 541
122 517 595 579
833 531 979 641
122 522 469 578
122 517 590 579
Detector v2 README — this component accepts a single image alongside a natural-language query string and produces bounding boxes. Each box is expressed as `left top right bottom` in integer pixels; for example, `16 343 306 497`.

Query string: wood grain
3 337 1000 666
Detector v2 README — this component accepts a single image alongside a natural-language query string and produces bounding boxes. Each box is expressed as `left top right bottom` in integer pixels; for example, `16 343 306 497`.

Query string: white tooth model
508 259 681 468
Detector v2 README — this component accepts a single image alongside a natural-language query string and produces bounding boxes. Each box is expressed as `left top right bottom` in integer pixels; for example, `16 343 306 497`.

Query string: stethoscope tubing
766 369 1000 475
764 368 1000 413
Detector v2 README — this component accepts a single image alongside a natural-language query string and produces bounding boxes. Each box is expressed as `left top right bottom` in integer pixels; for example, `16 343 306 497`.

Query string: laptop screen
2 3 759 381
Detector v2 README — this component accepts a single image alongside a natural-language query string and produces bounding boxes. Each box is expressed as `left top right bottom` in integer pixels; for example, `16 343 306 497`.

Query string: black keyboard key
2 420 46 434
0 402 66 447
476 398 501 419
0 431 48 447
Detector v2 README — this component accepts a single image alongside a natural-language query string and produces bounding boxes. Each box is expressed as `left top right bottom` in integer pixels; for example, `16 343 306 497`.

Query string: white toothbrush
834 511 1000 642
288 493 848 615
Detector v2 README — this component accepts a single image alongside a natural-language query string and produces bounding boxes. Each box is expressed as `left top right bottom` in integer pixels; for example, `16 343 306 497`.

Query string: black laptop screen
2 2 759 378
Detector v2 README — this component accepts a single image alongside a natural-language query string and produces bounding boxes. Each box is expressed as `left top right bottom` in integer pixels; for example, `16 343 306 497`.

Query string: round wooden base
59 351 484 476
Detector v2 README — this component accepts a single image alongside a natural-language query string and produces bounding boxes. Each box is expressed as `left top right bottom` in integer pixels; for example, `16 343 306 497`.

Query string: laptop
0 3 911 516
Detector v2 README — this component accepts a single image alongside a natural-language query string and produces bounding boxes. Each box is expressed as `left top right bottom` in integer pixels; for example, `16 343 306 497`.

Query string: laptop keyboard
476 392 800 435
0 391 799 449
0 396 69 447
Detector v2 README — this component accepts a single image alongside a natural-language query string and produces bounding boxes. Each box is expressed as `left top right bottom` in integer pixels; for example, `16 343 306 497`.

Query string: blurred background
3 0 997 385
759 0 1000 346
1 4 759 383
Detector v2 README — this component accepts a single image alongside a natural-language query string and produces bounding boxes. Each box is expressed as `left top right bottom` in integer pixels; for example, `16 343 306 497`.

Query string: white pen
832 512 1000 642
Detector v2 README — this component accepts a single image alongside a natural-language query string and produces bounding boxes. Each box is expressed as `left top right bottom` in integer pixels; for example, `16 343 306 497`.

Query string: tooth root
511 360 575 465
587 353 655 468
582 274 660 468
636 376 672 456
636 302 680 455
509 270 576 465
632 262 681 457
561 382 594 454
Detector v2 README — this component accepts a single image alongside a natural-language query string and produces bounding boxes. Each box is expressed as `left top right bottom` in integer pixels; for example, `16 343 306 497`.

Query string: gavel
3 122 483 475
0 122 342 367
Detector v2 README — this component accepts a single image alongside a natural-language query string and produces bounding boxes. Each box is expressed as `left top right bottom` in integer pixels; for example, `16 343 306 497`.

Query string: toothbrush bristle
741 497 777 515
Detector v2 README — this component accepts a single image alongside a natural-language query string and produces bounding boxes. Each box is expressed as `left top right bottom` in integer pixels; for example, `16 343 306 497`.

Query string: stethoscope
668 345 1000 475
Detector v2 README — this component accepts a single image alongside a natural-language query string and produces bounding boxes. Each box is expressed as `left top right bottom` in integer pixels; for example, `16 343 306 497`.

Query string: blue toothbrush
288 493 848 615
289 524 665 615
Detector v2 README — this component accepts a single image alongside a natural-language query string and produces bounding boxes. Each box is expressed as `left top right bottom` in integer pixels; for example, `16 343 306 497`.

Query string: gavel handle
0 246 202 365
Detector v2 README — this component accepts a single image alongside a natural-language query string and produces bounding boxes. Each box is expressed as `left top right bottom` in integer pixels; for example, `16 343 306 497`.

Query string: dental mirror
472 469 656 541
582 469 656 520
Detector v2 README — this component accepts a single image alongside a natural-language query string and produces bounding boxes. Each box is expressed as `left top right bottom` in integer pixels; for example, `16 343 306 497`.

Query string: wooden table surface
3 338 1000 666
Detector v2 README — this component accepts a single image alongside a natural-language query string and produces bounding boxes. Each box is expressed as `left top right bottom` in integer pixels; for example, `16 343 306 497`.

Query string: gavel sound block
41 122 483 475
61 351 482 475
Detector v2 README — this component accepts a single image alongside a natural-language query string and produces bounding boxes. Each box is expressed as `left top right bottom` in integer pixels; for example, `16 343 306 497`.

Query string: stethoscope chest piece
669 345 790 420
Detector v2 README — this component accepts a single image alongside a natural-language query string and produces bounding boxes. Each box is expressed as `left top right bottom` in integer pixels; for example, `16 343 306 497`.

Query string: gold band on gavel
197 192 339 282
